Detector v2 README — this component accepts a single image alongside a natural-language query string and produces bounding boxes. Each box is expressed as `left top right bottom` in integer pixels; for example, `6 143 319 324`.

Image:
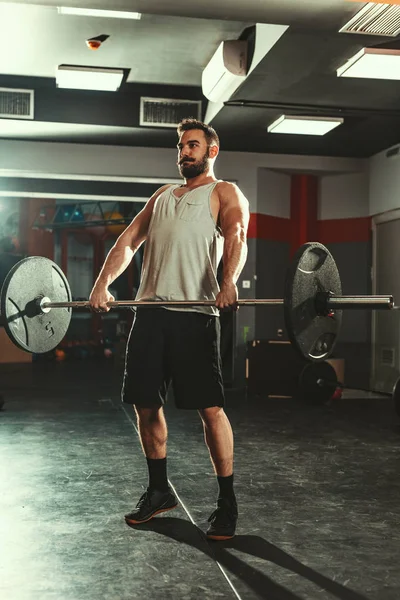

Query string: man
89 118 249 540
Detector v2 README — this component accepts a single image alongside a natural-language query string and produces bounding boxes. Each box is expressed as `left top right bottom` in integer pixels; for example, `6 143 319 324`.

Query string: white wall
0 139 367 213
257 168 290 218
318 171 369 220
369 144 400 216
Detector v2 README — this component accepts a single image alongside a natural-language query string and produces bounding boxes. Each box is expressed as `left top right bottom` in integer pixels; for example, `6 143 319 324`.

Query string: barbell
0 241 395 359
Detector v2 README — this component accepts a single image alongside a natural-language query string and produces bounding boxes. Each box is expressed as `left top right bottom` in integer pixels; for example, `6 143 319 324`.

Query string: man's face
177 129 211 179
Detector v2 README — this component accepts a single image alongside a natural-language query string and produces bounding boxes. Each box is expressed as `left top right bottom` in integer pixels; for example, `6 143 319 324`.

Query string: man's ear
209 144 219 159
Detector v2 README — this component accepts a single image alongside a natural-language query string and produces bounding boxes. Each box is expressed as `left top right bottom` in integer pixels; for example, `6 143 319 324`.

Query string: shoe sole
207 533 235 541
125 503 178 525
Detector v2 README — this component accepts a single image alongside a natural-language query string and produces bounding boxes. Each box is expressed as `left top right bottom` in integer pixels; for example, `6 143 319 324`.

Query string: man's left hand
215 283 239 311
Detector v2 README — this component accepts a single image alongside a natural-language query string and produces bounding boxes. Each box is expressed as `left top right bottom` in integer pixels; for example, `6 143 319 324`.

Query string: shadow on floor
127 517 370 600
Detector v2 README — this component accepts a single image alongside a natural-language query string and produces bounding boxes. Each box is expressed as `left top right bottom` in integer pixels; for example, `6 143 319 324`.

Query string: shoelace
208 503 237 524
136 490 152 509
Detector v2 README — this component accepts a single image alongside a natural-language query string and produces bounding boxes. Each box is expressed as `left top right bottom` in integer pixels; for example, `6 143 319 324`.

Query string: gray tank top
135 181 224 316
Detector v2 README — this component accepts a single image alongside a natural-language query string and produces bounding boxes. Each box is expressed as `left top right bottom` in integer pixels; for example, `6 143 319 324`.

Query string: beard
178 149 210 179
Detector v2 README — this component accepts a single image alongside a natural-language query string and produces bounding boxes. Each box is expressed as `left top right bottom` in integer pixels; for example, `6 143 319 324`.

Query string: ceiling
0 0 400 158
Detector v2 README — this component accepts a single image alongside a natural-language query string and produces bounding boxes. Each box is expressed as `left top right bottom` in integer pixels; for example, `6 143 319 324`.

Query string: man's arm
215 182 250 309
89 184 170 310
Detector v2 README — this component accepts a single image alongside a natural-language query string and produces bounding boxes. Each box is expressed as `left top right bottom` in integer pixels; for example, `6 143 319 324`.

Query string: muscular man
89 118 249 540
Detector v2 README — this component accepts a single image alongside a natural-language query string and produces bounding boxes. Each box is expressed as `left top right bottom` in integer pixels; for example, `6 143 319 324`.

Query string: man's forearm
93 244 136 289
221 231 248 287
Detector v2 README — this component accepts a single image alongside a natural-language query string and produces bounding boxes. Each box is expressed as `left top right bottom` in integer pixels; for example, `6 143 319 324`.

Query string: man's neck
183 172 216 189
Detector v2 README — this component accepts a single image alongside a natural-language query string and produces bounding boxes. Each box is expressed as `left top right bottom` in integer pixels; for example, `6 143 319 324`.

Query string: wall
368 144 400 391
256 169 291 218
0 139 367 212
369 144 400 216
255 169 291 339
319 171 369 220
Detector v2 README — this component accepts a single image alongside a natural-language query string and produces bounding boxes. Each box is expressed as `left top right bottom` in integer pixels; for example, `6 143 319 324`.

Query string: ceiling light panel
58 7 141 19
268 115 343 136
337 48 400 80
56 66 124 91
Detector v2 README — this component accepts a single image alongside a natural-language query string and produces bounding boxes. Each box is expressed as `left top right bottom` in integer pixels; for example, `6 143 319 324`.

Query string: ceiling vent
140 97 202 128
386 145 400 158
340 2 400 36
0 88 34 119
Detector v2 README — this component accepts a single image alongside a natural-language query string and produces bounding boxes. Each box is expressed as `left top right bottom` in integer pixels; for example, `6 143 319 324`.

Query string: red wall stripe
248 213 293 242
249 172 370 251
290 174 319 256
248 213 372 244
317 217 372 244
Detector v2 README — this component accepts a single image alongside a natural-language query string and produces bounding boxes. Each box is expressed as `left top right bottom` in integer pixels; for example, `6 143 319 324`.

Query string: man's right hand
89 285 115 312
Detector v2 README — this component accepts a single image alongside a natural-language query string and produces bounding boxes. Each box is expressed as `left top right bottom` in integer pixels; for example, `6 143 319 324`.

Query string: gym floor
1 361 399 600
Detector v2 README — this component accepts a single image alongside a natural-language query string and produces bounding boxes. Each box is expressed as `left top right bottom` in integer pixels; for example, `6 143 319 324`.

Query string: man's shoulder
148 184 174 205
215 180 237 189
215 180 238 194
156 183 175 195
215 181 244 200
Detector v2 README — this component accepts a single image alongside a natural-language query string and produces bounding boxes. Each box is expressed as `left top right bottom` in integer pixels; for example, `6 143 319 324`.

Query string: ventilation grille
140 97 202 128
380 347 395 367
340 2 400 36
0 88 34 119
386 145 400 158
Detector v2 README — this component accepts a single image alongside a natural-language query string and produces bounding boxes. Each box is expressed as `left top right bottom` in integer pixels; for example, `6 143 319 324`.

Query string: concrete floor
1 360 400 600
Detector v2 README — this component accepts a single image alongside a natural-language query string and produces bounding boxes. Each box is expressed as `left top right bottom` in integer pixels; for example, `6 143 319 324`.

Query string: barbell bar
40 299 285 309
39 295 393 311
0 241 396 359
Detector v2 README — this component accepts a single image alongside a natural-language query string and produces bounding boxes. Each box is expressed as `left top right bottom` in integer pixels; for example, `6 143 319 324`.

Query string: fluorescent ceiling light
56 65 124 91
58 7 141 19
337 48 400 80
267 115 343 136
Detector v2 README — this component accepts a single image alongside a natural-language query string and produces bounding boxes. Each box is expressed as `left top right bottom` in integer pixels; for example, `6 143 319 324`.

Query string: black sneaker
206 497 238 540
124 488 178 525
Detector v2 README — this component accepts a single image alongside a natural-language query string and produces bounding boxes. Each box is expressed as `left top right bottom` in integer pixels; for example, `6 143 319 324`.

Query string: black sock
217 474 236 502
146 457 169 492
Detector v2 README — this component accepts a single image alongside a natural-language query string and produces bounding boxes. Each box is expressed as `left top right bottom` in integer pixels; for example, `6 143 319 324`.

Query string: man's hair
177 118 220 148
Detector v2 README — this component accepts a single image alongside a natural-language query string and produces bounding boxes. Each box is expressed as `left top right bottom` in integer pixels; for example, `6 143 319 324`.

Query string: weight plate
298 361 338 405
284 242 342 361
392 377 400 419
0 256 72 354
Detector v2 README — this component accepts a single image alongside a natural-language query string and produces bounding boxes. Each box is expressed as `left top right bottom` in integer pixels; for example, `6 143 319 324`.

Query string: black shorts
121 308 225 410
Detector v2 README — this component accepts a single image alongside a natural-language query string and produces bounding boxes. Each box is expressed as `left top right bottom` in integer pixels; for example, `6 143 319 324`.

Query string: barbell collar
315 291 394 314
326 294 394 310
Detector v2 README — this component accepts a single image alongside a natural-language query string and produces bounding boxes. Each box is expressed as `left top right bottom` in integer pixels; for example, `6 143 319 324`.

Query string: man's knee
198 406 225 426
135 405 163 425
